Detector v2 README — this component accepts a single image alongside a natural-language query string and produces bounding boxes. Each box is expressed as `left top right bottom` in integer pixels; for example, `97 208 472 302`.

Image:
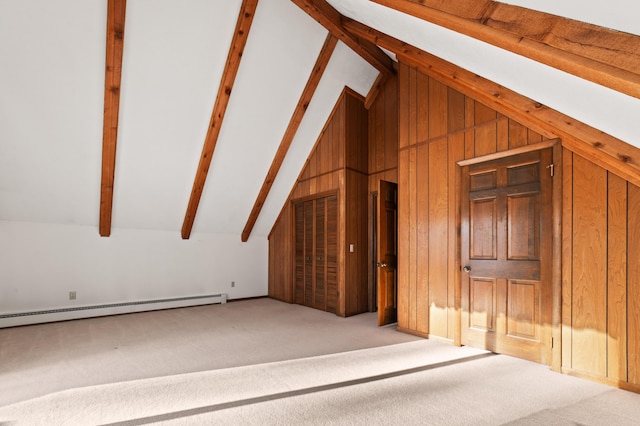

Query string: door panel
461 148 552 364
304 201 313 307
469 278 496 332
314 198 326 309
506 279 539 340
294 202 305 305
470 198 497 259
377 180 398 326
293 194 338 314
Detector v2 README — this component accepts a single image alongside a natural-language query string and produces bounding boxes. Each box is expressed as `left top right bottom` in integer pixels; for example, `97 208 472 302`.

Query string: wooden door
377 181 398 326
461 149 553 364
294 195 338 313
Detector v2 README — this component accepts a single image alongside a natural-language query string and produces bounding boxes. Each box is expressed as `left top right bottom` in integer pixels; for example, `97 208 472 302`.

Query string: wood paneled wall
367 75 399 311
562 151 640 391
268 88 369 317
396 62 550 341
368 75 399 191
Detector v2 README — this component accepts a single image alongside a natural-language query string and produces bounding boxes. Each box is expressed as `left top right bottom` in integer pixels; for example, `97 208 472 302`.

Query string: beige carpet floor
1 298 639 425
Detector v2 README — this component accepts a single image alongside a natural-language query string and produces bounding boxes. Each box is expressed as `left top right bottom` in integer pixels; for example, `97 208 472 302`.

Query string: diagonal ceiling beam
181 0 259 239
291 0 395 77
241 34 339 242
344 17 640 188
371 0 640 99
100 0 127 237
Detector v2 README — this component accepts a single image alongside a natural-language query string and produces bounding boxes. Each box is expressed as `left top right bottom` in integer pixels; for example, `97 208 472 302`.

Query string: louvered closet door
294 195 338 313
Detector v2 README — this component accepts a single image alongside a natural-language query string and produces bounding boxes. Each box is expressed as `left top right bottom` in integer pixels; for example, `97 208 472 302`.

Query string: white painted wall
0 220 267 327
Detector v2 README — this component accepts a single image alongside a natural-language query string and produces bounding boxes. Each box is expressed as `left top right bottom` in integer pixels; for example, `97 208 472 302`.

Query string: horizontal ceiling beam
181 0 259 239
372 0 640 99
241 34 339 242
99 0 127 237
344 17 640 188
291 0 395 76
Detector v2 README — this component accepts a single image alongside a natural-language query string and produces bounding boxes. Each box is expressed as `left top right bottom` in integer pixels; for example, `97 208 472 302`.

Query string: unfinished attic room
3 0 640 423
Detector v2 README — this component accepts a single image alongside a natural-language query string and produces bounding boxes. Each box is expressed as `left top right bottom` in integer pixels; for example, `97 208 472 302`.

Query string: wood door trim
457 141 561 366
457 139 559 167
291 190 339 206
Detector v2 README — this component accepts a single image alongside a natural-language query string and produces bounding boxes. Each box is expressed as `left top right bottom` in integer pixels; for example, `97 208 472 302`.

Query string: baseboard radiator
0 293 228 328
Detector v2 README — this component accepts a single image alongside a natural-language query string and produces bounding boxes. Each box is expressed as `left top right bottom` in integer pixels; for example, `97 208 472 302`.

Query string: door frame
456 139 562 372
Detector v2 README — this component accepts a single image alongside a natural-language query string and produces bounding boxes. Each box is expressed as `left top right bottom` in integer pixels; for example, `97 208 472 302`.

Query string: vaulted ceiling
1 0 638 241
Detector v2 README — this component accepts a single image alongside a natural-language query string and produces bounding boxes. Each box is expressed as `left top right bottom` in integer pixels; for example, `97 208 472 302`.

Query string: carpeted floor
1 298 639 425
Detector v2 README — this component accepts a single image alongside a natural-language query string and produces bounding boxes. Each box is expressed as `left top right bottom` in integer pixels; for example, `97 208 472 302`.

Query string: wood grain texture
560 150 574 370
628 183 640 386
371 0 640 99
343 18 640 189
607 173 627 382
100 0 127 237
398 63 410 150
268 90 368 317
182 0 258 239
408 146 418 330
429 79 447 140
397 148 410 329
416 143 429 335
290 0 394 76
571 155 607 376
242 34 338 242
428 138 448 338
448 132 465 344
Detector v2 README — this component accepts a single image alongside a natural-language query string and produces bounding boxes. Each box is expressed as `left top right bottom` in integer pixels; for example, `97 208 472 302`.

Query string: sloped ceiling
1 0 638 241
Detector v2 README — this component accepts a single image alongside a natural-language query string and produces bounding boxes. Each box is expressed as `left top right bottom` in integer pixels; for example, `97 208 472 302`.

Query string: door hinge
546 163 554 177
551 337 554 348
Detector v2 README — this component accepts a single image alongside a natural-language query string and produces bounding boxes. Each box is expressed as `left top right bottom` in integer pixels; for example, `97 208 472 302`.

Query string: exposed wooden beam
100 0 127 237
241 34 339 242
372 0 640 99
344 17 640 188
290 0 395 76
364 72 387 109
181 0 259 239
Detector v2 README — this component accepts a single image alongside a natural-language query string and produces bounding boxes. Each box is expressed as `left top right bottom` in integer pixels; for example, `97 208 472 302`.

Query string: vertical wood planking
397 148 410 329
571 155 607 376
429 78 447 140
447 88 465 134
398 63 410 150
448 132 465 342
509 120 528 149
474 102 497 157
409 67 418 147
416 143 429 334
416 72 430 143
385 76 399 171
628 183 640 385
497 116 509 152
428 138 449 338
408 146 418 330
464 98 475 159
561 149 573 369
607 173 627 382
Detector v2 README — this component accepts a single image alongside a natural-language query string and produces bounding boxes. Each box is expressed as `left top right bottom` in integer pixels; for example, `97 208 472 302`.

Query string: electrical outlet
69 291 76 300
231 281 235 287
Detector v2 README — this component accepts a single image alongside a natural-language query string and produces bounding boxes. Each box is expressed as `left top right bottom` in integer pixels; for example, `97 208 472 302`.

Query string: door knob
462 265 471 272
377 262 388 268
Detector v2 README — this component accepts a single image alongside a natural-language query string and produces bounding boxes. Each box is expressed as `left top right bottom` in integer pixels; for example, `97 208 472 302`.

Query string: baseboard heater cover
0 293 228 320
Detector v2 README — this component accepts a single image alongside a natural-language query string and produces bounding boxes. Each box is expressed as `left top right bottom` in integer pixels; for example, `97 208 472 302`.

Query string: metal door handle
377 262 388 268
462 265 471 272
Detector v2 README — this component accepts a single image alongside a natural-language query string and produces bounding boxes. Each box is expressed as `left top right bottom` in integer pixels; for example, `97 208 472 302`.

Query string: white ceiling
0 0 638 240
328 0 640 148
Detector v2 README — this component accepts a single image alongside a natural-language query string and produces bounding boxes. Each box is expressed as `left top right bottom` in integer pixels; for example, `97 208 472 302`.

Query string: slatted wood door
461 149 553 364
377 180 398 326
294 194 338 313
